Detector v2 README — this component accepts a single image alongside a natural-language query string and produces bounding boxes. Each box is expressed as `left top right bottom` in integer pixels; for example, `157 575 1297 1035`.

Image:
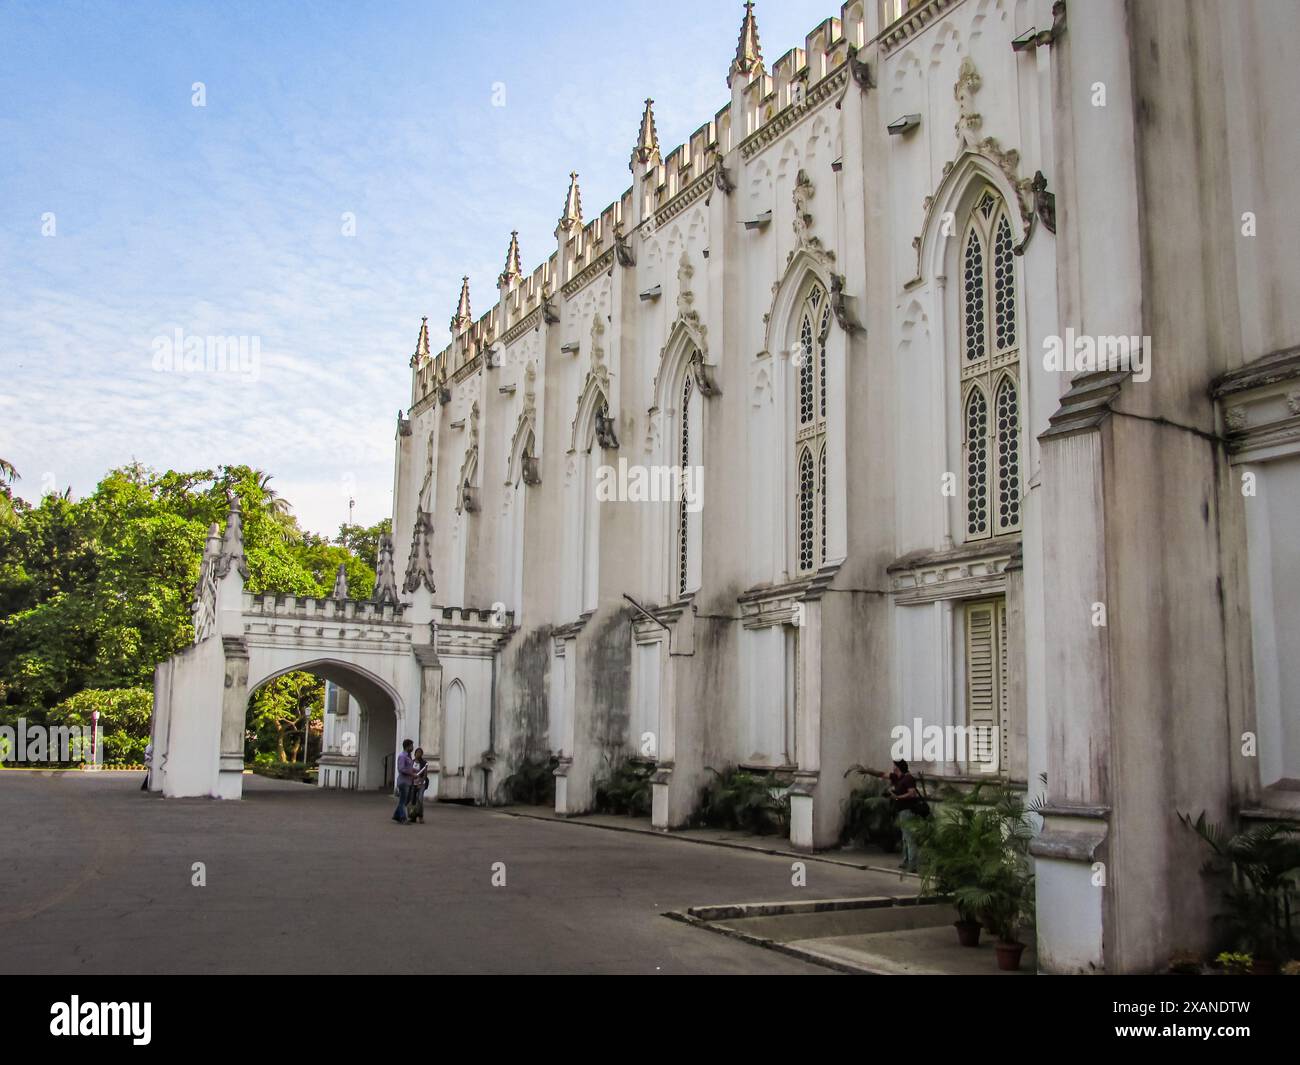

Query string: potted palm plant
1179 812 1300 972
914 784 1009 947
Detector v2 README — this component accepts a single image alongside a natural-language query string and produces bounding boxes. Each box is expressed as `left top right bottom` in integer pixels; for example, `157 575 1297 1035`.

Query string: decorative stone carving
595 404 620 450
403 510 436 594
907 55 1037 280
214 493 250 582
830 273 862 334
418 428 436 511
613 221 636 268
847 44 873 93
714 164 735 195
1032 170 1056 235
331 563 349 600
690 349 722 397
590 313 605 371
1286 390 1300 417
644 406 663 454
1224 406 1248 432
371 534 401 606
788 169 835 269
191 522 221 643
540 284 560 325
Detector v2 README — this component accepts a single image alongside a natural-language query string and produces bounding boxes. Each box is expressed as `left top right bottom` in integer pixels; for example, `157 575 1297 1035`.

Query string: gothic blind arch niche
503 422 537 618
956 185 1023 542
651 324 711 602
566 378 613 617
448 445 478 607
443 678 467 777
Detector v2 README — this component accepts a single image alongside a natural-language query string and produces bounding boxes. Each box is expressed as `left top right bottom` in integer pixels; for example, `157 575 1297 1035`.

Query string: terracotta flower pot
995 940 1025 971
954 919 982 948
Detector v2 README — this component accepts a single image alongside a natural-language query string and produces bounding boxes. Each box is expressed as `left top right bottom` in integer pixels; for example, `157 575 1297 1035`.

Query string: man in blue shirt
393 739 416 824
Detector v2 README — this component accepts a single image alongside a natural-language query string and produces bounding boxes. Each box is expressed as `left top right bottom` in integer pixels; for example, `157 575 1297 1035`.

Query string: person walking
393 739 416 824
407 747 429 823
865 760 925 873
140 741 153 791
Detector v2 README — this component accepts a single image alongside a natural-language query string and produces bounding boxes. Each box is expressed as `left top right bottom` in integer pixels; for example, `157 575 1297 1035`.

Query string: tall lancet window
677 372 694 600
960 188 1021 540
795 281 830 575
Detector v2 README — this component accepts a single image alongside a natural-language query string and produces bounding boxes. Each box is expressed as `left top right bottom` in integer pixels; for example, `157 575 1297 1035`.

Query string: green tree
48 687 153 764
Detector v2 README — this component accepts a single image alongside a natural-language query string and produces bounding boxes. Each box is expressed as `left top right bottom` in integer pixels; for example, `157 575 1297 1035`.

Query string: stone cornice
501 306 542 347
738 65 849 162
887 537 1018 604
875 0 966 56
450 352 483 386
1039 369 1132 441
738 563 842 628
653 167 714 228
561 246 616 302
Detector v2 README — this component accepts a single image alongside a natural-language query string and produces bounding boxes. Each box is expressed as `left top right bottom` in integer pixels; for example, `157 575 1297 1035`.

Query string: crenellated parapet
406 2 869 404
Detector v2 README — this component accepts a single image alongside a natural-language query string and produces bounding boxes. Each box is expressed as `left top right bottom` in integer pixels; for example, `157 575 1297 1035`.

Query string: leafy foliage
0 462 383 767
1180 811 1300 962
913 783 1037 941
594 759 654 816
695 766 791 835
503 753 558 806
47 686 152 764
840 765 902 851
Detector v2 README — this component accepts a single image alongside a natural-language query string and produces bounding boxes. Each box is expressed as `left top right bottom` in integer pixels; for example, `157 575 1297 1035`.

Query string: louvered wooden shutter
964 600 1005 772
996 598 1009 772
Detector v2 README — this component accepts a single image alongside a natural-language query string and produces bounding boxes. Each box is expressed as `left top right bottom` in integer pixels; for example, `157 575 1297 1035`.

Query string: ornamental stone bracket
1211 344 1300 464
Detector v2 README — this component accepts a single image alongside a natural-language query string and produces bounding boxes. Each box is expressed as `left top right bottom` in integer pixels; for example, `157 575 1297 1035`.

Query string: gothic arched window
795 281 830 574
960 189 1021 540
677 371 694 599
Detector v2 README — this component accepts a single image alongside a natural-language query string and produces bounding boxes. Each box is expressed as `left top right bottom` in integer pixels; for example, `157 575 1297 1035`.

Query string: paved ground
0 771 916 975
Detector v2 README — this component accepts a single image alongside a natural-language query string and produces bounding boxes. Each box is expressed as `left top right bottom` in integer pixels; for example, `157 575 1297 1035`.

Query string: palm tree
251 470 301 543
253 470 292 515
0 458 18 525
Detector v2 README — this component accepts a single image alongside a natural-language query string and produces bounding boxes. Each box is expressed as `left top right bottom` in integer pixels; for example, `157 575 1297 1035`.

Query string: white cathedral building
150 0 1300 975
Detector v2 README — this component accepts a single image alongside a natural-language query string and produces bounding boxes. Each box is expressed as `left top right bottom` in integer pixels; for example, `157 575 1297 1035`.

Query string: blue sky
0 0 833 535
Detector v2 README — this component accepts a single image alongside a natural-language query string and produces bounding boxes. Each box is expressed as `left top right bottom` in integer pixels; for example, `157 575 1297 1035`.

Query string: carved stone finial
403 511 436 595
331 563 349 600
451 276 472 335
214 492 250 581
415 316 430 360
728 1 764 88
631 98 660 169
371 534 401 606
559 171 583 233
498 231 523 288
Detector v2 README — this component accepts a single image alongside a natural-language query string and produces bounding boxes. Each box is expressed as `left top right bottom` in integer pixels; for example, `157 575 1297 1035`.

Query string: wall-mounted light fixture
743 211 772 230
887 114 921 136
639 285 662 302
560 341 580 354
